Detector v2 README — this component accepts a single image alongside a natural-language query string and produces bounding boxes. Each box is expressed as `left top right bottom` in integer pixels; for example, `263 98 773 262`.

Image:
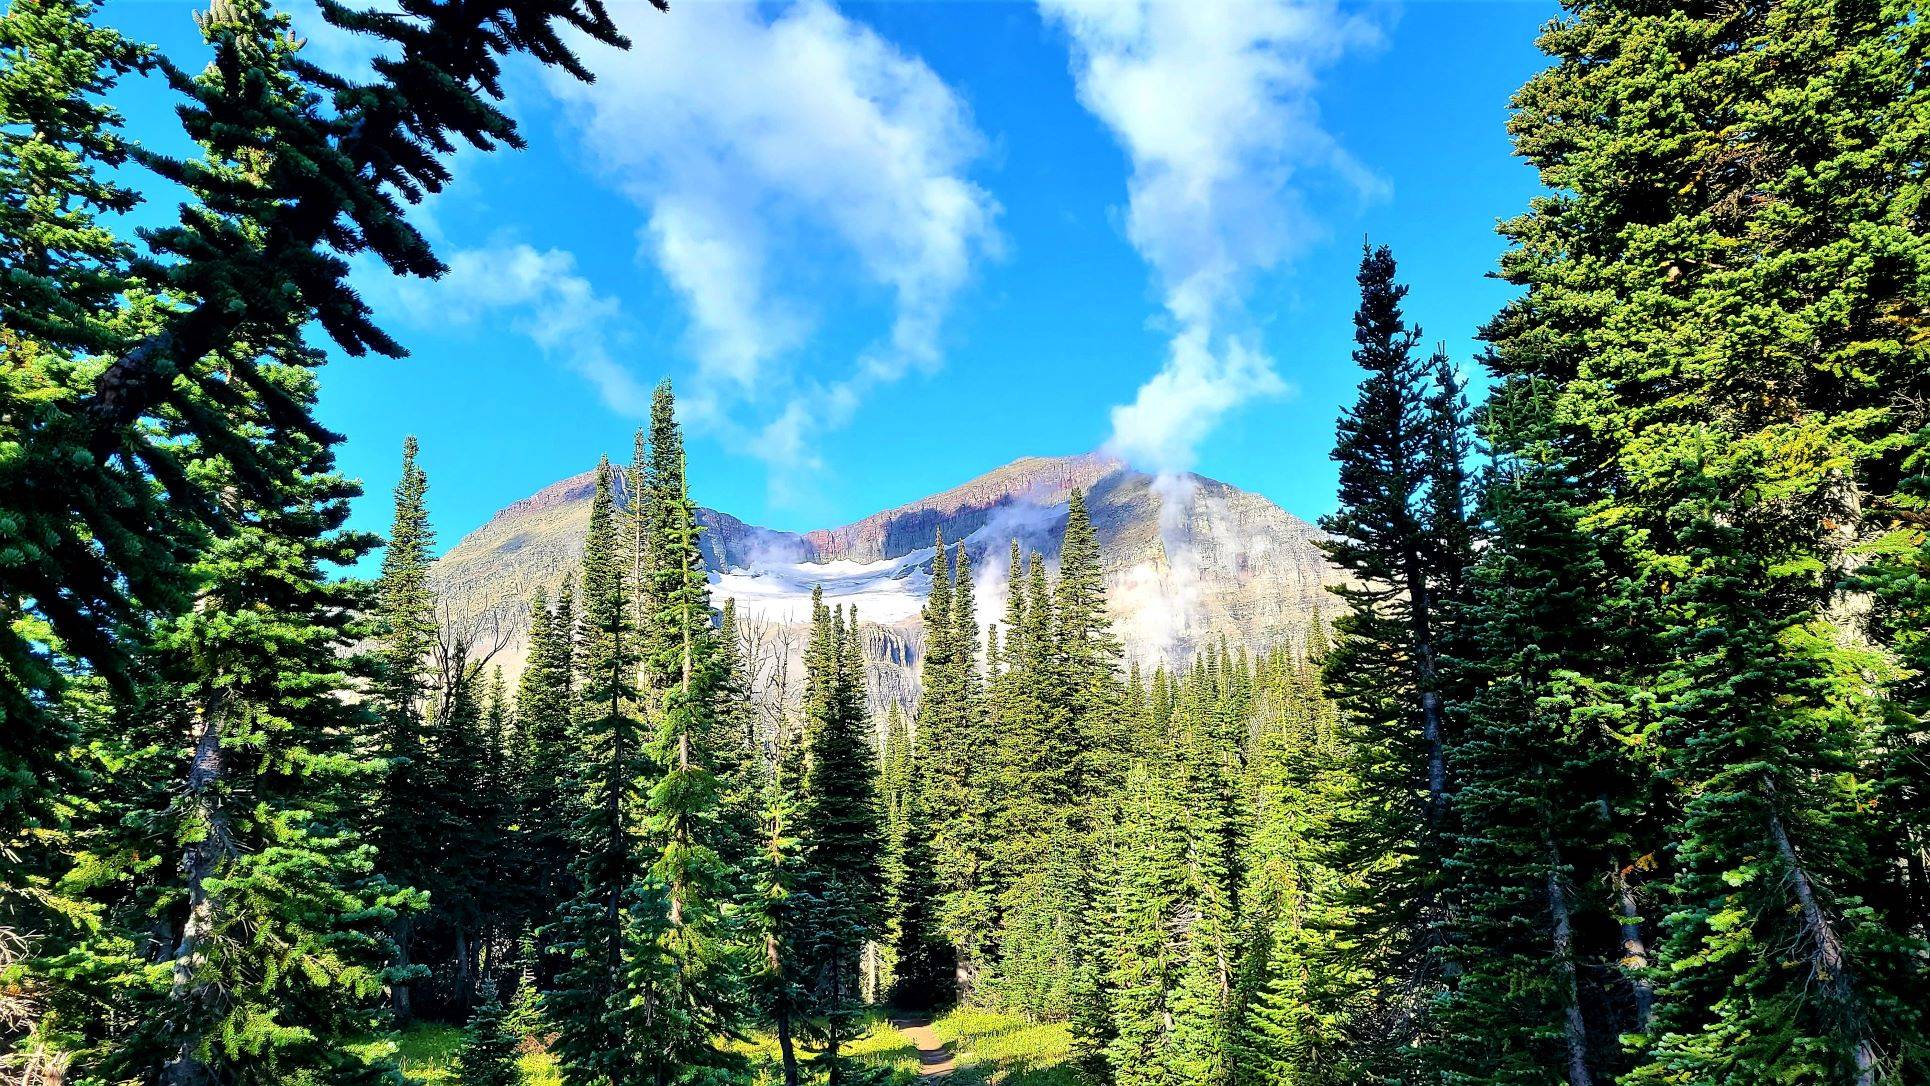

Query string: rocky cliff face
430 453 1341 709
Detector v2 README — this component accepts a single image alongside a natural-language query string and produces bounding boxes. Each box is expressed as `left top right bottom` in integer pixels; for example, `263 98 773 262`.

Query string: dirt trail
891 1015 956 1077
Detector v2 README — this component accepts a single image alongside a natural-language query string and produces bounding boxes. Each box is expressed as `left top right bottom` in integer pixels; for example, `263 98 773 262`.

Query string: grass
737 1006 1073 1086
364 1021 561 1085
373 1005 1070 1086
733 1009 924 1084
928 1008 1075 1086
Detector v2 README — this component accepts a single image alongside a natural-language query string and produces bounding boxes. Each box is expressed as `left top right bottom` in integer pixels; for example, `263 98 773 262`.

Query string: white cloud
376 243 649 415
548 0 1000 500
1108 327 1283 476
1040 0 1384 471
284 0 399 82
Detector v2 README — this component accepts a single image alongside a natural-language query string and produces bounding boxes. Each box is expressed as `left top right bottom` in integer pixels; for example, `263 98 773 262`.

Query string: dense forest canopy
2 1 1928 1085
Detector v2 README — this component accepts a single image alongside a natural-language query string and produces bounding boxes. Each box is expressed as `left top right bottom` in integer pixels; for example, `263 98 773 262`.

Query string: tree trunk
168 700 233 1086
669 472 697 929
1420 690 1445 822
1605 847 1653 1032
391 916 415 1025
766 925 800 1086
775 1006 801 1086
1765 784 1875 1086
1401 551 1446 827
826 958 846 1086
455 928 474 1013
1544 834 1593 1086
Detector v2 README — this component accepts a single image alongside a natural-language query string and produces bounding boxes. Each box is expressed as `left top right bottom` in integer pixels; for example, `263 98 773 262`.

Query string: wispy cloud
1040 0 1385 471
283 0 398 81
548 0 1001 503
373 243 648 415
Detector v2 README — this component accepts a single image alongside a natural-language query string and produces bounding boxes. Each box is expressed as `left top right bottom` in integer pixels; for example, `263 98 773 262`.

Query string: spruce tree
1057 490 1125 801
373 436 439 1021
1430 414 1640 1085
1089 765 1188 1086
1316 243 1465 1070
797 600 883 1086
747 660 810 1086
431 661 499 1010
1233 651 1366 1086
1486 4 1930 1081
0 0 169 888
888 700 951 1008
478 666 516 984
549 458 650 1083
453 982 521 1086
516 582 579 989
713 596 767 892
136 409 409 1085
634 384 744 1083
913 537 988 1005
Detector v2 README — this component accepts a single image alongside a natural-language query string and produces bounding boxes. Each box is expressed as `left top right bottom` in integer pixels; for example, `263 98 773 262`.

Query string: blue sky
110 0 1556 551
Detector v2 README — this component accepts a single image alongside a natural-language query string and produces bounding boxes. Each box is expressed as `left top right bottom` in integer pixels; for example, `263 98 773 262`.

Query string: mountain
430 452 1341 709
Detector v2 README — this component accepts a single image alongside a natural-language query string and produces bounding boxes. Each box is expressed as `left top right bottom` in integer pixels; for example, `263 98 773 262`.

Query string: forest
2 0 1928 1084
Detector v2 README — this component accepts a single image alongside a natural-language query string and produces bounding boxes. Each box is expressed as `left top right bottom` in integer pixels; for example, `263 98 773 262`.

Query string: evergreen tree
747 669 810 1086
0 0 168 910
371 438 439 1021
517 581 579 989
713 596 767 892
1089 765 1188 1086
1057 490 1125 801
5 0 634 739
914 536 986 1003
1316 243 1466 1071
453 982 521 1086
431 661 500 1011
634 384 745 1084
798 600 883 1086
31 6 433 1078
1430 414 1640 1085
2 7 654 1056
888 700 951 1008
1233 654 1366 1086
548 458 650 1084
1857 423 1930 934
478 666 516 984
137 405 409 1085
1486 3 1930 1082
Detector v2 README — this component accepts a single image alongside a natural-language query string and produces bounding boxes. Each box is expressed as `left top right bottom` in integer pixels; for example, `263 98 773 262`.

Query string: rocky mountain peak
431 452 1341 701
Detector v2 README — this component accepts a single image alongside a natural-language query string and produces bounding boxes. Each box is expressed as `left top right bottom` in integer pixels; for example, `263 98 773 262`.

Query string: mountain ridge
431 452 1342 698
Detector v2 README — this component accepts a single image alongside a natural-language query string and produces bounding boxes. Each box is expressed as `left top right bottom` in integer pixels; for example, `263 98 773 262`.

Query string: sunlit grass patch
388 1022 465 1083
931 1008 1074 1086
733 1009 921 1085
353 1021 561 1085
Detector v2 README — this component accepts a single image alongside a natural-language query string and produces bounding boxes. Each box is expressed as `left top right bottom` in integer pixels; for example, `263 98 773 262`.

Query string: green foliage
547 458 652 1083
2 0 646 1075
454 984 522 1086
372 435 441 1022
1312 244 1473 1078
797 597 886 1085
516 581 579 989
1475 2 1930 1081
634 382 747 1085
0 0 171 889
13 3 1930 1085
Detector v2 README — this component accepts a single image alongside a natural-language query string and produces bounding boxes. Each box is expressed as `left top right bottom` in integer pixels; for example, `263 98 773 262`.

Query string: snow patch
711 547 935 625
